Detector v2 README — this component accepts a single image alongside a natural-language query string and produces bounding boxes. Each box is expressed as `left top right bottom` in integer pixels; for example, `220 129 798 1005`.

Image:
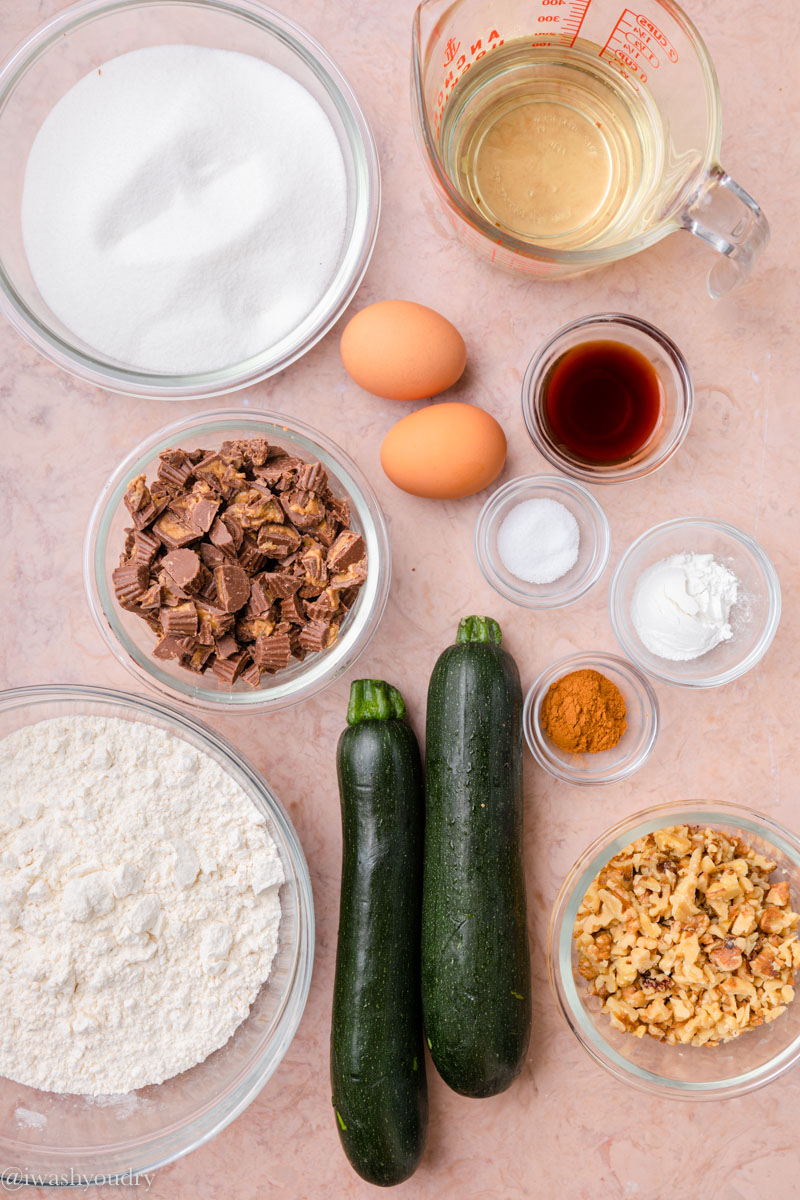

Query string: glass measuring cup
412 0 768 295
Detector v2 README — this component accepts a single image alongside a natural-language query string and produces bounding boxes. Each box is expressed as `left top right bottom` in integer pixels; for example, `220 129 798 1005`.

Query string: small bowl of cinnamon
523 651 659 786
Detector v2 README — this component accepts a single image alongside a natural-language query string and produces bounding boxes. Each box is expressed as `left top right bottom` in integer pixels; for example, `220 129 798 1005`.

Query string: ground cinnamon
541 668 627 754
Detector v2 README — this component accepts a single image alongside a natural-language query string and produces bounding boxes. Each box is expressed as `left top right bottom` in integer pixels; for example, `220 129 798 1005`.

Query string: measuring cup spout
413 0 453 25
412 0 455 58
681 166 770 298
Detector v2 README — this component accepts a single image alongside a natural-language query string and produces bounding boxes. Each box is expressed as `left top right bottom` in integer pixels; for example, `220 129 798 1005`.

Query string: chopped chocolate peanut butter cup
113 437 368 688
161 548 205 594
215 564 251 613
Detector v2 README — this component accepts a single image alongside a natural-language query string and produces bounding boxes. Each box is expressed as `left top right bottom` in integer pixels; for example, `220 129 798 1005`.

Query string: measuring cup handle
680 166 769 298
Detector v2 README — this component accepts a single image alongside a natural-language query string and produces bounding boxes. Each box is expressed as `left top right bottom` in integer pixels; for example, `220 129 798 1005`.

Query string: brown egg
340 300 466 401
380 402 506 499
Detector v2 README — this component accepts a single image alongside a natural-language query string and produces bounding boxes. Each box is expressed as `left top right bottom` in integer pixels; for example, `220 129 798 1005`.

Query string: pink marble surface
1 0 799 1196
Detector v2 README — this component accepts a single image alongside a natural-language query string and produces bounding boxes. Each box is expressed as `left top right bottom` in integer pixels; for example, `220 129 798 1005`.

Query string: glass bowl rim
0 682 314 1179
521 312 694 484
0 0 380 399
83 406 392 713
608 515 782 689
523 649 659 785
474 474 611 611
547 797 800 1100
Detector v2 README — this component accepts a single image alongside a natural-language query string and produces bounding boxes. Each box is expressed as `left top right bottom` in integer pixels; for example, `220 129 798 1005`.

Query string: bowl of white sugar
0 684 313 1183
0 0 379 398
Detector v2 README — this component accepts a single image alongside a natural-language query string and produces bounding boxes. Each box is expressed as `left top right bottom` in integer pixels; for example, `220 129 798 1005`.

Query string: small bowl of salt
475 475 610 609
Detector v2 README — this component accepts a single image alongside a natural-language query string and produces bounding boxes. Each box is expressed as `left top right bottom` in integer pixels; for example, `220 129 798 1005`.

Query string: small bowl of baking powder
475 474 611 610
610 518 781 689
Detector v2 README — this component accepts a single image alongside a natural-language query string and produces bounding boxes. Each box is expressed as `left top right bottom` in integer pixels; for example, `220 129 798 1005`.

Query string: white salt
496 498 580 584
21 45 348 375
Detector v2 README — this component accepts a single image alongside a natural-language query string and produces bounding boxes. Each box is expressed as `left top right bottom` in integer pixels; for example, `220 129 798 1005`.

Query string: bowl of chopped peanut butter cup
548 800 800 1099
85 409 390 713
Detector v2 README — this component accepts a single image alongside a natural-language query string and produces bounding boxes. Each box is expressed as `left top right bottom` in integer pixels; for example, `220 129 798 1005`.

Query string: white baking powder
631 552 740 661
0 715 283 1095
496 497 580 584
21 45 347 374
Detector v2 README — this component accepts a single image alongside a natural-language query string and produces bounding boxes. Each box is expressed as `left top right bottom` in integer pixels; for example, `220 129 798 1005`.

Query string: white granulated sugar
0 716 283 1095
496 497 580 584
21 45 347 374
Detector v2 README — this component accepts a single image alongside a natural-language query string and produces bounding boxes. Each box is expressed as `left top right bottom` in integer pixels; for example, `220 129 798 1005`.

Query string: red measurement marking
563 0 590 41
636 12 679 60
532 0 590 47
600 8 678 86
624 34 659 68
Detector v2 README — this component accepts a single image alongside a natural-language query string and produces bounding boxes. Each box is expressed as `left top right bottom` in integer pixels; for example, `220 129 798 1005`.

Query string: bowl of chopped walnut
85 408 391 713
548 801 800 1098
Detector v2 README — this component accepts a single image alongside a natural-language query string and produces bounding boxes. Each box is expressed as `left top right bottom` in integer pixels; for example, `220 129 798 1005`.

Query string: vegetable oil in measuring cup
439 39 665 249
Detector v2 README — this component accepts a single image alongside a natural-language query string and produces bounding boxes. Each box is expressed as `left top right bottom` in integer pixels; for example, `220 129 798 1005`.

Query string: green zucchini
331 680 428 1187
422 616 531 1098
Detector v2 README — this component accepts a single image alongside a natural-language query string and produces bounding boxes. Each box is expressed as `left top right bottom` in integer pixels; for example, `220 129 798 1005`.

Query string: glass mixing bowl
0 0 379 398
609 517 781 688
548 800 800 1100
84 408 391 714
0 685 313 1184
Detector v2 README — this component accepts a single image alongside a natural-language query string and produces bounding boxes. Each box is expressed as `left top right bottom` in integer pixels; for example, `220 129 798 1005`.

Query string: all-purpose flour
0 715 283 1094
21 45 348 374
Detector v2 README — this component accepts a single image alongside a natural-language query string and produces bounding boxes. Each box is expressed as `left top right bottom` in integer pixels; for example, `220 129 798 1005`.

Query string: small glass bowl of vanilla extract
522 313 693 484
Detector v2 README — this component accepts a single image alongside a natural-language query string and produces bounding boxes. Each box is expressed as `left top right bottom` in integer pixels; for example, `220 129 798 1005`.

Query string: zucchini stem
346 679 406 725
455 616 502 646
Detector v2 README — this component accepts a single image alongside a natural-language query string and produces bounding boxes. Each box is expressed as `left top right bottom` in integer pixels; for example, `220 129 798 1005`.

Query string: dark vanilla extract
543 340 663 464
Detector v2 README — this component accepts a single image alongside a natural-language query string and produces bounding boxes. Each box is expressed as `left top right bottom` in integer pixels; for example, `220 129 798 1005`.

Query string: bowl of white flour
0 684 313 1184
0 0 379 398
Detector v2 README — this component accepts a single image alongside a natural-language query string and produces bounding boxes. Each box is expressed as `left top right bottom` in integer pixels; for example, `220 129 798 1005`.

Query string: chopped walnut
759 906 790 934
767 881 791 908
708 939 743 972
574 825 800 1047
750 946 782 979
